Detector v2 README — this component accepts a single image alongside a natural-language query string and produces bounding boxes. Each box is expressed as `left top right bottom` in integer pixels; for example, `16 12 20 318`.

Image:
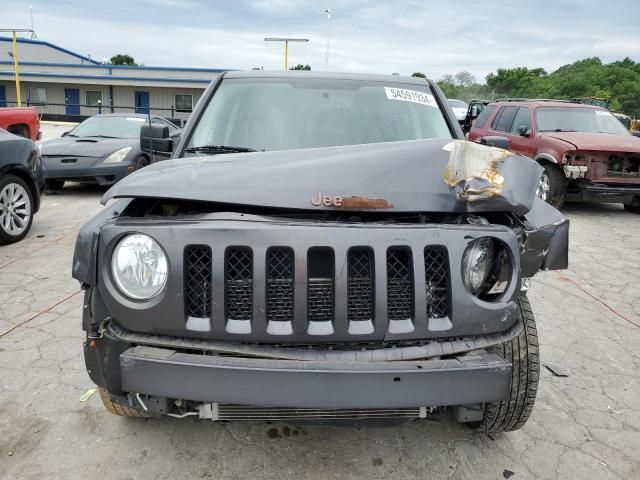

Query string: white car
447 99 469 122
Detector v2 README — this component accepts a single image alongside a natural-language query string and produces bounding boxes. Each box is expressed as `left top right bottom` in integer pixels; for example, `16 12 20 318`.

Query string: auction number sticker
384 87 438 108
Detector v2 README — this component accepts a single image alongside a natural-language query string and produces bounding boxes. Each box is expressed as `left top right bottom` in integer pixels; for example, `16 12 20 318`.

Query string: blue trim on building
0 60 232 73
0 36 101 65
0 71 212 84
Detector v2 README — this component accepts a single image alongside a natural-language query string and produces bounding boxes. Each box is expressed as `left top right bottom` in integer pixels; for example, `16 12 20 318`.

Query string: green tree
110 54 137 65
290 64 311 71
411 72 427 78
454 71 476 88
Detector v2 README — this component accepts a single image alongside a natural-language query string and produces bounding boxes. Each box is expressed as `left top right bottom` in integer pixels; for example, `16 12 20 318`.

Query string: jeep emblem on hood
311 192 394 209
311 192 343 207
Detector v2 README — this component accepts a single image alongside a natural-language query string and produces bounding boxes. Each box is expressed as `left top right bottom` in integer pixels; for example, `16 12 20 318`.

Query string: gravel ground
0 123 639 480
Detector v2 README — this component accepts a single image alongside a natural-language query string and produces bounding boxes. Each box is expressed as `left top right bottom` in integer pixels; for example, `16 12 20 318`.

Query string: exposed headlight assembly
103 146 132 163
111 234 168 300
462 237 495 295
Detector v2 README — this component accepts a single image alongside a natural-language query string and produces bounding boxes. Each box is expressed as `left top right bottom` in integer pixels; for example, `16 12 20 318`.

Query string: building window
28 87 46 105
86 90 103 107
175 94 193 113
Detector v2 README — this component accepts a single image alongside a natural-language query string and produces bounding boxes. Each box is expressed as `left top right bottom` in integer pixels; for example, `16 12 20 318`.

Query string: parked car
467 99 640 210
40 113 180 190
447 99 469 122
461 99 489 134
0 128 44 244
0 107 41 141
75 71 568 432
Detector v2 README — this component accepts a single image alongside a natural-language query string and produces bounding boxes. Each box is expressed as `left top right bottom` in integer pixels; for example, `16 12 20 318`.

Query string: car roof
224 70 432 86
87 113 161 119
490 100 605 109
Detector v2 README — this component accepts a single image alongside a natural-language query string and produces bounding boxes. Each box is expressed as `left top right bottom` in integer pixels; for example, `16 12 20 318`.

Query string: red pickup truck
468 100 640 212
0 107 41 142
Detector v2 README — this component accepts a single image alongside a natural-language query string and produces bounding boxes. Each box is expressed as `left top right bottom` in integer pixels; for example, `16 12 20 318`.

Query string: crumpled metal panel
100 139 542 216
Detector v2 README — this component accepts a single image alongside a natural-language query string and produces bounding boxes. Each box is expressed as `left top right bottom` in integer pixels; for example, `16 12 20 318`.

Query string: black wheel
0 174 34 245
624 204 640 213
536 164 566 209
7 125 29 138
45 179 65 191
98 388 154 418
473 295 539 433
136 156 150 170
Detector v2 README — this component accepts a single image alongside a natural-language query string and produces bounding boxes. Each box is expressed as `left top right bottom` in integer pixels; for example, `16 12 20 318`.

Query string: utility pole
0 29 33 108
325 8 331 70
264 37 309 70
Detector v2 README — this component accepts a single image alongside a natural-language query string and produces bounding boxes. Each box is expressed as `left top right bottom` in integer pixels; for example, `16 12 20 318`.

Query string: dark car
40 113 180 190
0 128 44 244
75 72 568 433
467 99 640 210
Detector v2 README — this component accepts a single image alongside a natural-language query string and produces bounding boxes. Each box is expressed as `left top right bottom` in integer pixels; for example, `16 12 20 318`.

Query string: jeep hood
102 139 543 216
540 132 640 152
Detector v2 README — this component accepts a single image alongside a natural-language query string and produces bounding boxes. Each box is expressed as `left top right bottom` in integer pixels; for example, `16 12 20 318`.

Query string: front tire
474 295 540 433
537 164 566 209
0 174 34 245
135 156 150 170
98 388 154 418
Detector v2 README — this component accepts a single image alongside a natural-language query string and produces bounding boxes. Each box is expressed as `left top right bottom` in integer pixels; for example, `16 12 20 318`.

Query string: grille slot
387 249 413 321
266 248 294 322
307 248 334 322
424 247 449 319
347 248 374 321
225 248 253 321
184 246 212 319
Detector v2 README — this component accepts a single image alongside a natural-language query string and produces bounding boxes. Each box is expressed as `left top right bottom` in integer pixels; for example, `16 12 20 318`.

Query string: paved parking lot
1 124 639 480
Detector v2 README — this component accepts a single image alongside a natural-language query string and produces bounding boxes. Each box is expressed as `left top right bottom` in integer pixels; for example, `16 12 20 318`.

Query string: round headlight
462 237 495 295
111 234 168 300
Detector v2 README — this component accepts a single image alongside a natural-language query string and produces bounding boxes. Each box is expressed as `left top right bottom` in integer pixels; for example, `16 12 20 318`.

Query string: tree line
414 57 640 117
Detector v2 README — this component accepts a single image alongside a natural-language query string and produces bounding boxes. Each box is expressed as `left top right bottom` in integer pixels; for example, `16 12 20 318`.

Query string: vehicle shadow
43 182 110 199
111 410 505 479
561 200 627 216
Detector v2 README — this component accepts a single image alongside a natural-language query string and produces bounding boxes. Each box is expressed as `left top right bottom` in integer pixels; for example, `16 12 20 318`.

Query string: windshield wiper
185 145 258 154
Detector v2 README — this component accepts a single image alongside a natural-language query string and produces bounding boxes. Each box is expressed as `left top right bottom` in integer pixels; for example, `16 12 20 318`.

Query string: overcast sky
3 0 640 82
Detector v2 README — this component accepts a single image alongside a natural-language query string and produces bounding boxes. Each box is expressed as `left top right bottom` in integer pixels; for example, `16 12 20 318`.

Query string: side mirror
140 124 173 153
518 125 532 137
480 136 510 150
470 105 480 119
61 131 70 137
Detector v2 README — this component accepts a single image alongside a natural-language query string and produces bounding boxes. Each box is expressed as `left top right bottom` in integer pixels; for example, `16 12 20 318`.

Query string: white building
0 36 229 123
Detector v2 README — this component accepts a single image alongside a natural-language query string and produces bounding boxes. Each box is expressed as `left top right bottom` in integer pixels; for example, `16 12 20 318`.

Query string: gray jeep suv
74 71 568 432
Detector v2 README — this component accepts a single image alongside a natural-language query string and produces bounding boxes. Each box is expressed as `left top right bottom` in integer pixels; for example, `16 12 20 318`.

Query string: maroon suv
468 100 640 211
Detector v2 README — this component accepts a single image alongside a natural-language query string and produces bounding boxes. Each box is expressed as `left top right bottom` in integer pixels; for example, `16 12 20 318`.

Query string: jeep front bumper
118 345 511 409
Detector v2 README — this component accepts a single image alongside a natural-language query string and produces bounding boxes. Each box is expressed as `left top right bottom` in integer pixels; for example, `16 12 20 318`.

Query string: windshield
188 77 452 153
447 99 468 109
535 107 630 135
70 116 147 138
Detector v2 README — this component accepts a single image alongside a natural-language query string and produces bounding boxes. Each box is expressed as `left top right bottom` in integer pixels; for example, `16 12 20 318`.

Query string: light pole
325 8 331 70
264 37 309 70
0 29 34 107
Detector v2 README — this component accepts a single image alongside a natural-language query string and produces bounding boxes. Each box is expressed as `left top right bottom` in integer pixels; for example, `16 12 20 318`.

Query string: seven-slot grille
185 245 450 333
